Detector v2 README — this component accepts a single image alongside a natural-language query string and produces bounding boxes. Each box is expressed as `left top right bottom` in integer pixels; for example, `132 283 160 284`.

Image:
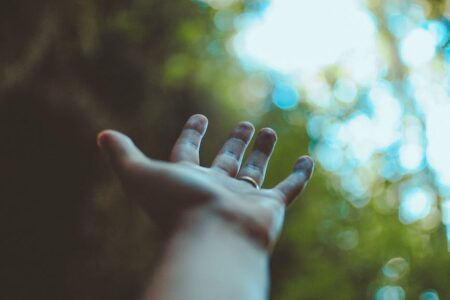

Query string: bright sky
234 0 377 73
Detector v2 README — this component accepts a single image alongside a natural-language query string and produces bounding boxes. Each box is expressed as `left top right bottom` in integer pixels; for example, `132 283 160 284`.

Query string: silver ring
238 176 260 190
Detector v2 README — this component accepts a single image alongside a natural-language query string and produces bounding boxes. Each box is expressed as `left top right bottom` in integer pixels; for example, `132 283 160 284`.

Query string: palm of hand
98 115 313 248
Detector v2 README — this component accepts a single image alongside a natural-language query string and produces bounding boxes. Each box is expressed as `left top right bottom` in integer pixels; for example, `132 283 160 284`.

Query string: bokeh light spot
399 186 434 224
425 20 448 47
383 257 409 280
272 82 299 110
400 28 437 67
333 79 358 104
336 228 359 250
399 142 423 171
420 290 439 300
387 13 413 38
375 285 405 300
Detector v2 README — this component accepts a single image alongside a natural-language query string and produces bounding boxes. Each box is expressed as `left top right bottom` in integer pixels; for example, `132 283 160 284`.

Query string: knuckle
243 163 262 177
270 189 288 204
214 160 238 176
223 149 238 158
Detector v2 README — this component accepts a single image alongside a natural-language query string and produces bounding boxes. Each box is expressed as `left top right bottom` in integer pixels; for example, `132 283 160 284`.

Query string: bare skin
97 114 314 300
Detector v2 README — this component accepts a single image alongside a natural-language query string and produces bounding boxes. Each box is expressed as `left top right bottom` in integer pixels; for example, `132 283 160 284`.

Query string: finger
97 130 147 171
170 114 208 164
237 128 277 187
274 156 314 206
211 122 255 176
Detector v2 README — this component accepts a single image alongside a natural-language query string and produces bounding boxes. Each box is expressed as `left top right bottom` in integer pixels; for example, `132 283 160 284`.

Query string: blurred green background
1 0 449 299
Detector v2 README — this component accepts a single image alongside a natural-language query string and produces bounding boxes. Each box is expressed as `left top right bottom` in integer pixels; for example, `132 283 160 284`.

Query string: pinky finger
273 156 314 206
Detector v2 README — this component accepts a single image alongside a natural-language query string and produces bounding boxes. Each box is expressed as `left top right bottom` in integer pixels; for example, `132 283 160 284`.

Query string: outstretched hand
97 114 314 249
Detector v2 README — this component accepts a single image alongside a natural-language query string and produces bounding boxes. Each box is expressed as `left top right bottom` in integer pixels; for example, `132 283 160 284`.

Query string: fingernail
233 121 255 143
254 128 277 155
258 128 277 143
294 156 314 180
97 132 108 150
190 114 208 134
238 121 255 133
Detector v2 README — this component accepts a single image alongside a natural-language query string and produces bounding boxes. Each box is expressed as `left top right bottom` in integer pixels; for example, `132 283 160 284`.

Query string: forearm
145 207 270 300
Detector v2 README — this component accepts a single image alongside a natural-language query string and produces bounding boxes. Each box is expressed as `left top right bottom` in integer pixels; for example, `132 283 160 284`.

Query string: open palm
98 114 313 248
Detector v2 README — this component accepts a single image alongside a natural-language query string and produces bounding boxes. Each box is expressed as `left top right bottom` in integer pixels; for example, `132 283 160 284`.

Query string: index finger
170 114 208 164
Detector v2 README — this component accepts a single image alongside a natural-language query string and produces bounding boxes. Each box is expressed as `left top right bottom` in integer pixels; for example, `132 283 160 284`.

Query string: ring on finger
238 176 260 190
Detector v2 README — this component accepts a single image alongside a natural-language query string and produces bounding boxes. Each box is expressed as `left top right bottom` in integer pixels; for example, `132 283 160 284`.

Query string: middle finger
211 121 255 176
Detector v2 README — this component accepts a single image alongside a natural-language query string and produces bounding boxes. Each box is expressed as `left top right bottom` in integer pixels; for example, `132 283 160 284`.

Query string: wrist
171 202 281 253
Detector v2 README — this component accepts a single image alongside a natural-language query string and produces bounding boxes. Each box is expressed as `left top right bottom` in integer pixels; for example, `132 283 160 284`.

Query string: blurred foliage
1 0 449 300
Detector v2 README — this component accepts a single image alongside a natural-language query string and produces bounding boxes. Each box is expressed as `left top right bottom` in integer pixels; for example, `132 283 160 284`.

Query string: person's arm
146 207 269 300
97 114 314 300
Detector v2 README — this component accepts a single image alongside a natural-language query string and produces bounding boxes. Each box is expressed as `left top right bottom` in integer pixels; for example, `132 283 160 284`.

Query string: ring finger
237 128 277 188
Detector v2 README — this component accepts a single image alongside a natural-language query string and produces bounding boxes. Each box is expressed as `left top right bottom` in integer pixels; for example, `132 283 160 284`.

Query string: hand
97 114 314 249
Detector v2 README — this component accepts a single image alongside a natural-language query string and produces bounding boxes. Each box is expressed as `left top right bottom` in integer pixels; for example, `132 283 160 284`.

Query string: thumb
97 130 146 171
